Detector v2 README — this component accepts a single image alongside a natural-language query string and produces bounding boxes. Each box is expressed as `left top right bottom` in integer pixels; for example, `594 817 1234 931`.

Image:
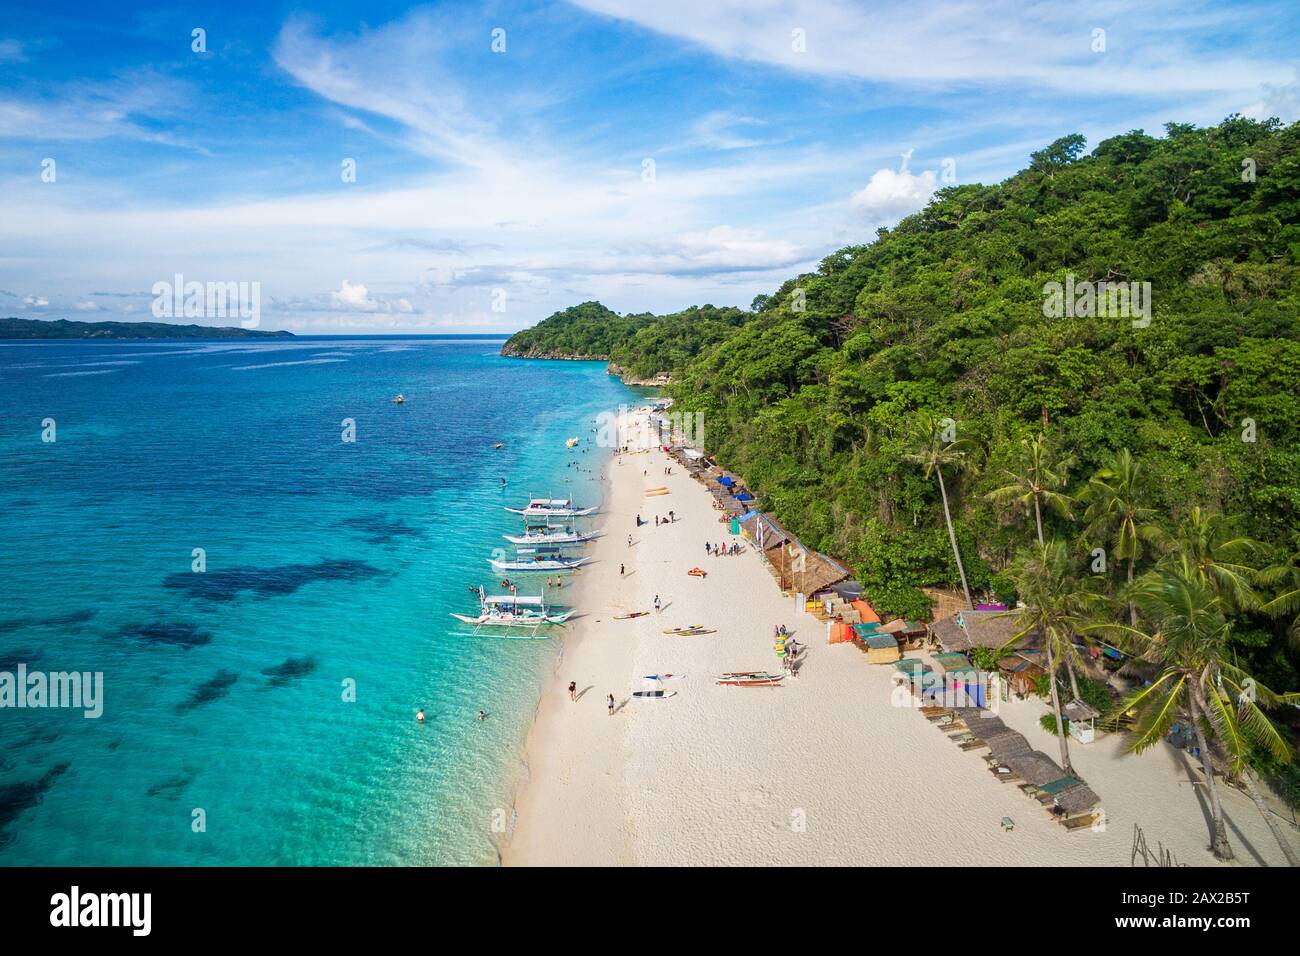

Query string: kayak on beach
631 690 677 699
614 611 649 620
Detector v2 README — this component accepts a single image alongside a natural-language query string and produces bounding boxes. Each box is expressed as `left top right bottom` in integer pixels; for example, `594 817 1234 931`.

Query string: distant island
500 300 744 384
0 317 294 340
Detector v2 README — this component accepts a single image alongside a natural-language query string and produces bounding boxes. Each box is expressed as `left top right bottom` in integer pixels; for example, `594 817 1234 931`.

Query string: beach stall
1063 699 1100 745
858 630 901 664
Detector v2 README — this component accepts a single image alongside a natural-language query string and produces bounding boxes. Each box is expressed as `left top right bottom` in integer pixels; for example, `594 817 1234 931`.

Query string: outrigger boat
450 586 575 633
716 672 785 686
489 546 590 573
503 525 601 546
505 497 598 520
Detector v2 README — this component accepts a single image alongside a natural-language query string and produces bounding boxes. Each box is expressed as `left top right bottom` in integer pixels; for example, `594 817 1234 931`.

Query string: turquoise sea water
0 338 635 865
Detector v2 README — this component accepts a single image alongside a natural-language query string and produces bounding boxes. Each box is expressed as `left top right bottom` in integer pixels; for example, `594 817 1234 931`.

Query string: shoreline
501 417 639 865
503 406 1300 867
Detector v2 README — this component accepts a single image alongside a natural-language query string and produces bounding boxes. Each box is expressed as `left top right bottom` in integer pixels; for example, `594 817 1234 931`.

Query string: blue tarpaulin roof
735 492 754 501
717 476 735 486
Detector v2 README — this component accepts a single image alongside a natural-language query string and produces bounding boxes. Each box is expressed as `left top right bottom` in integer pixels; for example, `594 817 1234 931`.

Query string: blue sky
2 0 1298 332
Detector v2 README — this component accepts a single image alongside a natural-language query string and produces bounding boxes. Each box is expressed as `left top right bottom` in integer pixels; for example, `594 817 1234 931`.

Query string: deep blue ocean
0 337 637 865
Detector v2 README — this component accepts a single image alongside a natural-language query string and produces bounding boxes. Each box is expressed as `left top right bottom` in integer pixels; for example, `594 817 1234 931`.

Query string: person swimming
416 709 426 723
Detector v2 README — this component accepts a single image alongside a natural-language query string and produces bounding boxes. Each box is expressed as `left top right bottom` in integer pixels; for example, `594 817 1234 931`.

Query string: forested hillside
511 116 1300 695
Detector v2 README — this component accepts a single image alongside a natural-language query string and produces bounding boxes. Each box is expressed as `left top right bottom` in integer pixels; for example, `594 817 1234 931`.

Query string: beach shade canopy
734 491 754 501
830 580 864 601
717 475 735 487
682 448 704 460
851 599 880 624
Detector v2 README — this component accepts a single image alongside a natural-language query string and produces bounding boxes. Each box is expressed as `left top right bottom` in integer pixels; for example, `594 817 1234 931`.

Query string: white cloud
850 166 937 220
74 301 100 311
330 279 378 311
22 294 49 308
568 0 1292 99
1242 73 1300 124
272 13 507 169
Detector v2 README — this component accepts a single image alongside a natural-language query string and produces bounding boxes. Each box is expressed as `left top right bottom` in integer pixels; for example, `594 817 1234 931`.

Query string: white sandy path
506 407 1299 867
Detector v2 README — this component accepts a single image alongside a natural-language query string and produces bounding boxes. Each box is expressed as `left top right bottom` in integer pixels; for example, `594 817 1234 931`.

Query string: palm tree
1008 540 1111 775
1083 448 1158 626
1092 562 1300 865
903 410 975 608
985 435 1074 546
1147 507 1264 612
1257 537 1300 649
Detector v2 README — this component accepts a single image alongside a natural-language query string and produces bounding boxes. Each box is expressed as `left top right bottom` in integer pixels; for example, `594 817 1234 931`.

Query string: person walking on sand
627 534 633 548
654 594 661 613
569 681 577 702
607 693 615 716
620 563 625 576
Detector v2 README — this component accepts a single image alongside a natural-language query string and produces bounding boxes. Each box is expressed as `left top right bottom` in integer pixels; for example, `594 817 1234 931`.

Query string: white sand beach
504 405 1300 867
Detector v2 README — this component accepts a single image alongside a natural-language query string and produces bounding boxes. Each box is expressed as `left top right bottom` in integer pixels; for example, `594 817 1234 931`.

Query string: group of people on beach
706 541 741 556
568 681 617 716
634 512 676 528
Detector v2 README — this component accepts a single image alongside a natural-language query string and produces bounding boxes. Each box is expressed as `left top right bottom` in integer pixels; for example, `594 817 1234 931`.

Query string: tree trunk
1238 767 1300 867
1034 494 1045 547
936 465 973 608
1045 639 1073 774
1065 652 1081 702
1127 557 1137 627
1188 690 1234 861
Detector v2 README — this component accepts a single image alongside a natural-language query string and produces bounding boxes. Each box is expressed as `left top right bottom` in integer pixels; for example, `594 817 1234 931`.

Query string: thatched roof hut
1055 783 1102 815
927 616 965 649
934 609 1031 652
1004 750 1067 786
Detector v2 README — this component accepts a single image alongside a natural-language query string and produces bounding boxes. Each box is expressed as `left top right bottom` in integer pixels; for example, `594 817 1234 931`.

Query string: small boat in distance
565 437 580 448
393 393 406 404
505 497 597 519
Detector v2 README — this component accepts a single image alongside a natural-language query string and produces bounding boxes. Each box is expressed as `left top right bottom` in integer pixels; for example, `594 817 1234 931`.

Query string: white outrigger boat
489 548 590 573
450 587 575 633
503 525 601 546
505 497 598 520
